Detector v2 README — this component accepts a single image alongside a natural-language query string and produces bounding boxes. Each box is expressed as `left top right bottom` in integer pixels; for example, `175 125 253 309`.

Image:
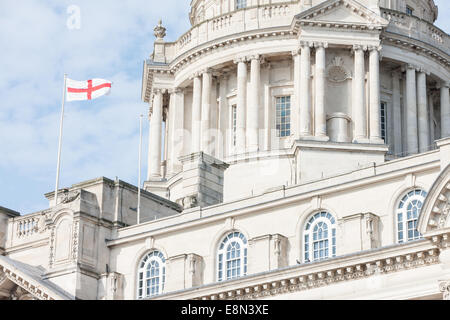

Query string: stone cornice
382 32 450 68
0 260 70 300
150 242 439 300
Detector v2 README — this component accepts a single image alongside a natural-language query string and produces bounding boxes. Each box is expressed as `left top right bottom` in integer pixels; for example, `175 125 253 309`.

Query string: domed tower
142 0 449 207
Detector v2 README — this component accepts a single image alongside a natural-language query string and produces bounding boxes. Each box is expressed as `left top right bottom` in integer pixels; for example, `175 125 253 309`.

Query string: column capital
391 70 402 79
189 71 202 80
417 67 430 76
299 40 314 48
233 56 247 64
247 54 261 61
299 40 314 49
352 44 368 53
314 42 328 49
168 87 184 95
291 49 301 57
402 63 420 72
367 45 382 52
200 68 213 75
438 81 450 89
152 88 166 94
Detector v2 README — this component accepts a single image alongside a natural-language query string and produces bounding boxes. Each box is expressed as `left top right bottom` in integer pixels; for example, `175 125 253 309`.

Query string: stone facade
1 0 450 300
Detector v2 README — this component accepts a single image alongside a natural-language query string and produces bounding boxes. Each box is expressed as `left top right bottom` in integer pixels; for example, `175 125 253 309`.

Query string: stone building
1 0 450 300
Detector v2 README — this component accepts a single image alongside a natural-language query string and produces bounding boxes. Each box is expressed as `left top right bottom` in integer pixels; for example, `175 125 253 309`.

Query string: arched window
304 212 336 263
137 251 166 299
217 232 248 282
236 0 247 10
396 189 427 243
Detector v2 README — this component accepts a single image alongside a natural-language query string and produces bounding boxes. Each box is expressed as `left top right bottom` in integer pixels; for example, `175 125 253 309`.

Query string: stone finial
154 19 166 40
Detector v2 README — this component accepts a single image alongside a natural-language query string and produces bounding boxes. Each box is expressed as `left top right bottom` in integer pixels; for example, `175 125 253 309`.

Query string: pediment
0 255 72 300
295 0 389 29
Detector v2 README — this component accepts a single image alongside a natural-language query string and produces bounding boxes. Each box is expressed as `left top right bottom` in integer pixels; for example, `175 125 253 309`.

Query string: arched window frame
396 189 427 243
217 232 248 282
304 211 337 263
137 251 166 299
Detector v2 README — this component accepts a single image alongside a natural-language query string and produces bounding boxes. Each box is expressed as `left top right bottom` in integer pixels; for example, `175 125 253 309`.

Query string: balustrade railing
381 8 449 53
169 1 299 61
15 216 39 238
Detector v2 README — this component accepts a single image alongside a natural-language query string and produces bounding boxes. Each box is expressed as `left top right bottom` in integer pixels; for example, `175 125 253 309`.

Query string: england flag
66 78 112 102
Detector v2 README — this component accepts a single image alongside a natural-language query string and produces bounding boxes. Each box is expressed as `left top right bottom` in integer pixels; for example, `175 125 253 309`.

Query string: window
137 251 166 299
276 96 291 137
231 105 237 147
381 102 387 142
397 189 427 243
406 6 414 16
217 232 248 282
304 212 336 263
236 0 247 10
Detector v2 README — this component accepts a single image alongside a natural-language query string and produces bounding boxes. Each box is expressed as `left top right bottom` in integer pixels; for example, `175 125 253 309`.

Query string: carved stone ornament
439 281 450 300
10 286 35 300
177 195 198 209
60 190 81 204
196 248 439 301
327 57 351 83
154 20 166 40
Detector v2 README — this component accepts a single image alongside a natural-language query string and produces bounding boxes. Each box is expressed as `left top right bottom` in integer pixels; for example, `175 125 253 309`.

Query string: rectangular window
381 102 387 142
276 96 291 138
406 6 414 16
231 105 237 147
236 0 247 10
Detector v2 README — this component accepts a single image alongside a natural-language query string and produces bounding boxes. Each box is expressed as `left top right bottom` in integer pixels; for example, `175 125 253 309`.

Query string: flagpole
137 114 143 224
54 74 67 206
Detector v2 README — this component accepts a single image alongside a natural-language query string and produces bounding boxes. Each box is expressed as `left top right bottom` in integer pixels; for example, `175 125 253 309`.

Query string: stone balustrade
381 8 450 54
167 1 300 62
15 215 39 238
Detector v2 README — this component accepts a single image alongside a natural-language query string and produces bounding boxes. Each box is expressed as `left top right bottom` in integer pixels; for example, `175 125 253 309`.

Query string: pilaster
313 42 329 142
352 45 369 143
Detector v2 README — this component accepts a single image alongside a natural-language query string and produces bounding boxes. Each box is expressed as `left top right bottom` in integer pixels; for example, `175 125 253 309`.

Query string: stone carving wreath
327 57 351 83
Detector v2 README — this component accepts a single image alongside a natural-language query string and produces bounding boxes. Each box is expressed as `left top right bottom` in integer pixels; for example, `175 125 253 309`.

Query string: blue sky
0 1 449 215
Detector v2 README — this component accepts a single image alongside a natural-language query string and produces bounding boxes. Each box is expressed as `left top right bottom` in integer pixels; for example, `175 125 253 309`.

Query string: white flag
66 78 112 102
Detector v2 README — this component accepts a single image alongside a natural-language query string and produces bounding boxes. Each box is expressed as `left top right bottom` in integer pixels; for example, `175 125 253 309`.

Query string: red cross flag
66 78 112 102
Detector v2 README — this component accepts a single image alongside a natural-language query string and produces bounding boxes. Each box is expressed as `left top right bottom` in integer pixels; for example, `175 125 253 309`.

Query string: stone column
235 57 248 153
314 42 329 141
248 55 261 152
441 81 450 138
191 73 202 153
148 89 163 179
417 69 429 152
405 64 418 155
299 41 312 138
369 46 382 143
392 72 402 155
217 75 228 159
352 45 368 143
429 93 435 144
168 88 185 175
201 69 212 154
